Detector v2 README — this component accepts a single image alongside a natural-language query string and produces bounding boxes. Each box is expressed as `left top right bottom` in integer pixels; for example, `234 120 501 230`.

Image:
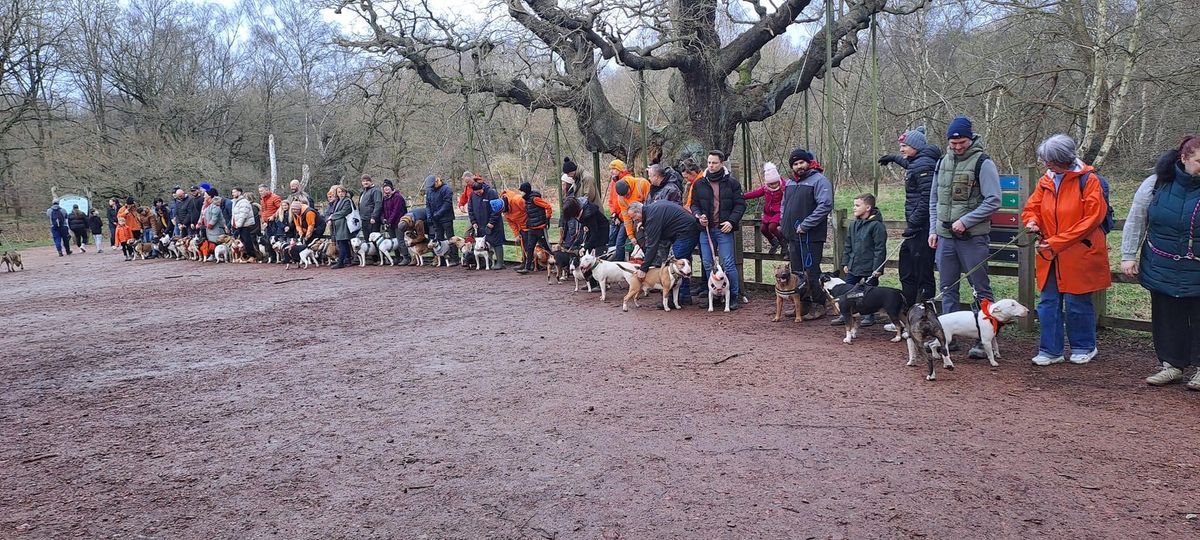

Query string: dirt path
2 247 1198 539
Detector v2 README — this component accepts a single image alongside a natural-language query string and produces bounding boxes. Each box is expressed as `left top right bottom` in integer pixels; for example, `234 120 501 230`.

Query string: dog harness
1146 196 1200 261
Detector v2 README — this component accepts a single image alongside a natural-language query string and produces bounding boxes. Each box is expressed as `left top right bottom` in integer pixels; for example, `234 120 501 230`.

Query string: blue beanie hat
489 199 503 213
788 148 814 167
899 127 928 149
946 116 974 140
199 182 212 191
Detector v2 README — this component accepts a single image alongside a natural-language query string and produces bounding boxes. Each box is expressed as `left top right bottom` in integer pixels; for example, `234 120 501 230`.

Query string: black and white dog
903 299 951 381
820 274 908 344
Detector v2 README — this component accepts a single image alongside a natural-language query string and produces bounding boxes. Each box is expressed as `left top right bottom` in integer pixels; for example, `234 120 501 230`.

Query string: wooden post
832 208 848 271
1094 288 1109 329
741 122 752 191
552 108 563 200
638 70 648 170
753 220 763 283
1016 166 1037 331
734 225 745 300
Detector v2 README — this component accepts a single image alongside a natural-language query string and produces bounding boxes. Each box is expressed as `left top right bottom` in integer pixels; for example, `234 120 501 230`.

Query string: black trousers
1151 292 1200 368
788 238 825 304
238 226 257 259
71 228 88 248
364 221 381 236
899 234 937 306
522 229 550 270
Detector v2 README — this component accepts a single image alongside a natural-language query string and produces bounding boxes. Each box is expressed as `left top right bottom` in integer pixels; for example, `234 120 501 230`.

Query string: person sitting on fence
690 150 746 310
833 193 888 327
743 162 785 256
780 148 834 320
928 116 1000 358
1122 135 1200 389
1022 134 1110 366
648 163 683 205
879 126 940 309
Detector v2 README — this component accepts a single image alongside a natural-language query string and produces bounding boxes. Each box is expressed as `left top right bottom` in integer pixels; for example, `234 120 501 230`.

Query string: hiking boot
768 244 779 255
680 296 693 306
948 341 962 352
1146 365 1184 386
802 304 826 321
493 263 507 270
58 252 63 257
780 244 790 258
968 342 987 359
860 314 877 327
1069 348 1098 365
515 267 529 274
727 301 741 311
829 315 847 326
1032 353 1065 366
1187 371 1200 391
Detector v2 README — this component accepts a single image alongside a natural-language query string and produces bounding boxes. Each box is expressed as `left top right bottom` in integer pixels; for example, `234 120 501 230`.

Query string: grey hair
627 201 644 214
461 171 474 178
1037 134 1078 167
258 183 270 190
647 164 664 179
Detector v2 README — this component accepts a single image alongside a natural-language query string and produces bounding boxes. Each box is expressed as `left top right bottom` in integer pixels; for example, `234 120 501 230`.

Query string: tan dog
533 244 550 272
129 240 155 260
405 230 432 266
2 251 23 272
543 244 563 284
622 256 692 312
772 263 804 323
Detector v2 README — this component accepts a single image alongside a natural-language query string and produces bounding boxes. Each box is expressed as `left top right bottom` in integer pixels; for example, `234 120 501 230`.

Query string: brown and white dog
450 236 473 269
544 244 565 284
771 263 804 323
707 264 731 312
128 239 155 260
533 244 551 272
405 230 432 266
1 251 23 272
621 256 691 312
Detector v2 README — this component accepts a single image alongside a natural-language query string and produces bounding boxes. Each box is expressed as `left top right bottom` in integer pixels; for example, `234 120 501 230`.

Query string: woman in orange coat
1021 134 1111 367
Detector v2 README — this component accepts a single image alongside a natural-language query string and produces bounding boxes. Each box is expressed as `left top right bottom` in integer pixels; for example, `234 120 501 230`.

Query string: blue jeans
699 228 740 299
671 234 702 300
1037 263 1097 357
51 227 70 254
142 228 153 242
844 273 879 287
607 220 627 261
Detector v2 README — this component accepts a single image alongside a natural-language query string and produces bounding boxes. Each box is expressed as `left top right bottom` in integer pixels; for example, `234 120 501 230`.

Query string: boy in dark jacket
88 209 104 253
879 127 940 307
466 177 505 269
833 194 888 326
689 150 746 309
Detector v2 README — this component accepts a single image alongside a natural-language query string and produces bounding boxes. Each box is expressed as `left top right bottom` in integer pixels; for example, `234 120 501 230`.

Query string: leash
931 226 1032 303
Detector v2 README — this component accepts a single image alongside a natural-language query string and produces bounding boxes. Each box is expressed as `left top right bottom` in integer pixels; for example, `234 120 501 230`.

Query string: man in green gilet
928 116 1001 358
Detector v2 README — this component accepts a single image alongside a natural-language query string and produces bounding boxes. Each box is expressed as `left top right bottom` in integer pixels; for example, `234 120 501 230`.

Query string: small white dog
432 240 452 267
578 249 637 302
707 264 731 312
352 236 377 267
473 237 493 270
937 298 1030 369
214 243 231 263
298 244 318 269
371 232 399 266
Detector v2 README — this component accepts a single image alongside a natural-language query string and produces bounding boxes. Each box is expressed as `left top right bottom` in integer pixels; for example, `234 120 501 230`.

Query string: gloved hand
902 228 915 239
878 155 895 166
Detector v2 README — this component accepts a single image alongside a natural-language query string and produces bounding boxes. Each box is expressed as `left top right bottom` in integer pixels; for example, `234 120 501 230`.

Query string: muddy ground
1 246 1198 539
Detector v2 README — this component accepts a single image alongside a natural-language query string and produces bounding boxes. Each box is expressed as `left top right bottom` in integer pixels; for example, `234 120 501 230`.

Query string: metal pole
553 108 563 200
466 98 476 173
870 13 881 196
638 70 648 169
741 122 752 190
804 91 810 149
824 0 835 182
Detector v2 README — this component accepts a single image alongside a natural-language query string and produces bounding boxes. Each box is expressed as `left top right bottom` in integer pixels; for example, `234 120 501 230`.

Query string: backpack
51 207 67 228
1078 172 1114 234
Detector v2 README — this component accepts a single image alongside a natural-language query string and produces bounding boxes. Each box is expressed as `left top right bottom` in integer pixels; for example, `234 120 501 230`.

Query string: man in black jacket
688 150 746 309
628 201 698 309
879 127 941 309
106 198 120 247
173 188 194 237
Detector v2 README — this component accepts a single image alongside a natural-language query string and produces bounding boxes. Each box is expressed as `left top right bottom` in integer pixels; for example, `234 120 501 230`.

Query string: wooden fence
735 166 1149 333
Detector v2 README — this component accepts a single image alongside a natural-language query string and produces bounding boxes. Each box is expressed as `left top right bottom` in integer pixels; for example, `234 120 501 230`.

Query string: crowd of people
42 115 1200 390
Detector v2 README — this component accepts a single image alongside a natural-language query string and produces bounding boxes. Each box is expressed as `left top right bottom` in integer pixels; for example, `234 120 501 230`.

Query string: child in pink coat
744 162 786 254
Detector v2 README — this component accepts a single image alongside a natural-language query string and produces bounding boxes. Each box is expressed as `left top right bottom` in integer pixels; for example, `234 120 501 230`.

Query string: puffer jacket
688 168 746 227
467 183 504 243
425 176 455 223
743 184 783 225
231 196 255 228
884 145 941 234
524 191 554 230
68 210 89 231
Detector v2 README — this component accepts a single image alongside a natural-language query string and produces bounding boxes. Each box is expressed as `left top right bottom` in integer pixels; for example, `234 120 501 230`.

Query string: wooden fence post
753 220 763 283
735 225 745 300
1016 166 1037 331
831 208 847 271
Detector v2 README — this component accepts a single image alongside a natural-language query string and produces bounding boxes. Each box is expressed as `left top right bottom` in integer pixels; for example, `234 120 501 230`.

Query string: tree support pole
553 108 563 200
592 151 602 201
870 14 881 196
741 122 752 190
638 70 648 169
824 0 836 182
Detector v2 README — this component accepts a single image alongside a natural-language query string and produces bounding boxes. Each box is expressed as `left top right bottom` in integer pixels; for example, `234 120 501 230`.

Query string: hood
423 175 438 191
916 145 942 162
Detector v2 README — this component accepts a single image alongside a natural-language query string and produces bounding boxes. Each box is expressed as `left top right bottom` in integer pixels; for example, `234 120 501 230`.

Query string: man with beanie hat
466 176 506 269
425 174 458 265
690 150 746 310
516 181 554 274
558 157 582 248
359 174 383 237
879 127 942 310
929 115 1001 359
780 148 834 319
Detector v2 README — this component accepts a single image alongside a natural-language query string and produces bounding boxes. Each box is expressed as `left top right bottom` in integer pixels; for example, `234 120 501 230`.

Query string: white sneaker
1032 353 1065 366
1069 348 1098 364
1146 365 1184 386
883 323 898 332
1188 371 1200 391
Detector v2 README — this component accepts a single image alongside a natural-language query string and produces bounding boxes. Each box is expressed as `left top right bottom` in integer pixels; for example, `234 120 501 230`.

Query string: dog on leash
450 236 473 269
707 264 732 312
128 239 155 260
533 244 551 273
621 256 691 312
578 249 637 302
544 245 565 284
1 251 23 272
771 263 805 323
938 298 1030 368
432 240 453 267
821 275 908 344
405 230 432 266
373 232 400 266
904 300 951 381
473 236 494 270
298 241 319 269
570 254 590 292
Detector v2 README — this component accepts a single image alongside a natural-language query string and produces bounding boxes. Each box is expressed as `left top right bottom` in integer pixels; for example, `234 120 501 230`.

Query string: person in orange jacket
116 197 142 243
115 217 135 261
516 182 554 274
605 159 632 261
1022 134 1111 367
